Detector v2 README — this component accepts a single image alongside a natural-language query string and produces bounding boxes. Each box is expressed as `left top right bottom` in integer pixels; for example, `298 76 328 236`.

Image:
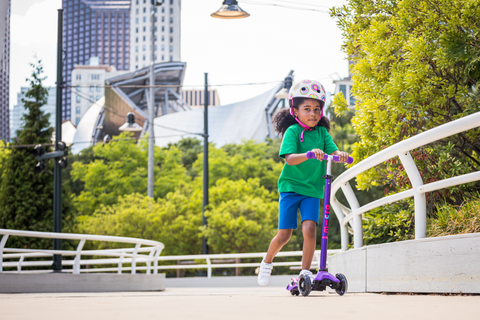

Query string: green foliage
76 192 202 255
428 195 480 237
331 0 480 208
73 138 291 255
0 140 10 179
191 140 284 193
202 178 281 253
362 201 414 245
166 137 203 176
329 0 480 245
71 132 189 215
0 61 74 249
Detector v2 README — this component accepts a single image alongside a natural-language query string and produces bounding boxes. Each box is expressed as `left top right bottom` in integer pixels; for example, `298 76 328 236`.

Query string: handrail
330 111 480 251
0 229 164 274
0 228 340 277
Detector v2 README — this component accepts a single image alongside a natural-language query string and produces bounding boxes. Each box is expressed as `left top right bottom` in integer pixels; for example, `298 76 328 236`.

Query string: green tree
0 62 74 249
71 132 189 215
191 141 284 193
331 0 480 212
202 178 282 253
76 192 203 255
166 137 203 177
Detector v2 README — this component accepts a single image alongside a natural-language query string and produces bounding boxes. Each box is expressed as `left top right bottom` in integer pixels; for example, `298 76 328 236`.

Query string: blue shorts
278 192 320 229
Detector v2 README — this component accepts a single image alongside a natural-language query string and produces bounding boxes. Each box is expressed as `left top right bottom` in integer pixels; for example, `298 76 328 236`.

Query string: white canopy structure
71 97 105 155
154 83 288 148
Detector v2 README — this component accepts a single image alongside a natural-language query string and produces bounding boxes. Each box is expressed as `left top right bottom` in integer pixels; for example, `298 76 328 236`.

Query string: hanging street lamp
211 0 250 19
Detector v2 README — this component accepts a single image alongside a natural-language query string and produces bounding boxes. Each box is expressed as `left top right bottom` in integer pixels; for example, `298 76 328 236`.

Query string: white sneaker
257 260 273 287
299 269 315 281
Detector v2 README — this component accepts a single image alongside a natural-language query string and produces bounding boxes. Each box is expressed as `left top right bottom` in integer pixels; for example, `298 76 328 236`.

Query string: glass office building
61 0 130 121
0 0 10 142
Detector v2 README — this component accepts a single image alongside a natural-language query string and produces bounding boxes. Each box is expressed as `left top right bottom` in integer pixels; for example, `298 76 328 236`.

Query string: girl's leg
264 229 293 264
301 220 317 270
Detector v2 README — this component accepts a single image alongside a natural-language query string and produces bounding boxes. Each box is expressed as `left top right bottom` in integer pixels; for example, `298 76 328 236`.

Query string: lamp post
202 73 209 255
147 0 163 198
211 0 250 19
53 8 64 272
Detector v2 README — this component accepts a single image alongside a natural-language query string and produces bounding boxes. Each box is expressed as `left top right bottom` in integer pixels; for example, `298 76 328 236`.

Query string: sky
9 0 349 110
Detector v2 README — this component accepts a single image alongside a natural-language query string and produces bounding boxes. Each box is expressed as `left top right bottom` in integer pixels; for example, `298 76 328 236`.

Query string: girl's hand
336 151 349 163
310 149 325 161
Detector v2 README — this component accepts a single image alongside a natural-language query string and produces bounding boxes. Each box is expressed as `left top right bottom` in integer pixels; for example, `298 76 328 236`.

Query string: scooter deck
286 271 341 293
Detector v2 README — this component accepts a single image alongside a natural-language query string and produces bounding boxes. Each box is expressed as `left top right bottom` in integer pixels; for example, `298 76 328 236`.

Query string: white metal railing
0 229 164 274
330 111 480 251
0 229 339 276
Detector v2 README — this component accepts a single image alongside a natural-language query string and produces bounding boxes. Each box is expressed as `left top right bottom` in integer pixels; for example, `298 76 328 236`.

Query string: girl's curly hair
273 98 331 136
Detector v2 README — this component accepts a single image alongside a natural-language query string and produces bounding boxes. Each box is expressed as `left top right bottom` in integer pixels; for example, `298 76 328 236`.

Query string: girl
258 79 349 287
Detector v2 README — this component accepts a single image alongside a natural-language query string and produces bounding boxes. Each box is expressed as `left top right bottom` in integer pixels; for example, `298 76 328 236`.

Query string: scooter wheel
298 274 312 297
335 273 348 296
290 289 299 296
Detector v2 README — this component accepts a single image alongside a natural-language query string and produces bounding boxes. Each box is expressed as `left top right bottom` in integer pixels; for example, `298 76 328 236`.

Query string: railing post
153 247 161 275
146 249 155 275
73 239 86 274
235 257 241 276
118 250 126 274
0 234 8 273
17 255 25 273
341 182 363 249
131 243 141 274
206 258 212 278
398 151 426 239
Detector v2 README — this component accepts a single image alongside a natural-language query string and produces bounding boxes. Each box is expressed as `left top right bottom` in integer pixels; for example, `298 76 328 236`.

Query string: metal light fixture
211 0 250 19
275 75 293 99
119 112 143 132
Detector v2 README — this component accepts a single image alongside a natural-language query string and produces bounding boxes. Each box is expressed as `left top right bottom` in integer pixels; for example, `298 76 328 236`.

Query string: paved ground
1 288 479 320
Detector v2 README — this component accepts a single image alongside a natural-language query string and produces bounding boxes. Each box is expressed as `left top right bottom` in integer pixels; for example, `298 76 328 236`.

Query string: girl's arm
284 153 311 166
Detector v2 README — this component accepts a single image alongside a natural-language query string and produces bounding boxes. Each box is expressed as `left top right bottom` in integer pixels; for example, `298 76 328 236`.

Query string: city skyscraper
0 0 10 142
61 0 131 121
130 0 181 70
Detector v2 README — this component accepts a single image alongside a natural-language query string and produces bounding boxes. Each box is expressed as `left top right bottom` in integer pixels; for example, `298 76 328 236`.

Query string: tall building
0 0 10 142
71 57 128 125
130 0 181 70
62 0 131 121
10 87 57 139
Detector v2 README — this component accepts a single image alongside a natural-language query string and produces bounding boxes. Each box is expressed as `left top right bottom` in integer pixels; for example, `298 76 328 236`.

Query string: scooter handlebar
306 151 354 164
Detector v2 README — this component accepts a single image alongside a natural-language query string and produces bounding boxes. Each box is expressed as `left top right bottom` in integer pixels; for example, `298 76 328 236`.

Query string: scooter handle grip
306 151 354 164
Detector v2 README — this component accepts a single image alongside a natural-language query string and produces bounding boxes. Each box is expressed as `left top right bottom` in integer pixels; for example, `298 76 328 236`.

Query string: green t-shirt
278 124 338 199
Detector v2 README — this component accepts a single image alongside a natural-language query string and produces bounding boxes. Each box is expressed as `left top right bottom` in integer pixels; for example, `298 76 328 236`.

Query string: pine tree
0 61 73 249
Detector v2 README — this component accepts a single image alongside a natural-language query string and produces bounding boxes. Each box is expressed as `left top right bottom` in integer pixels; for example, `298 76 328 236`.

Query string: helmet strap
290 107 318 142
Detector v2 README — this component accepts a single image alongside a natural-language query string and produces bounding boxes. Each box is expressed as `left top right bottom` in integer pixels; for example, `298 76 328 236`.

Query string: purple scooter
286 152 353 297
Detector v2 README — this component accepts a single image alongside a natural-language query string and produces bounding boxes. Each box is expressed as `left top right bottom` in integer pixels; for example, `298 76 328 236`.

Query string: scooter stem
320 157 333 271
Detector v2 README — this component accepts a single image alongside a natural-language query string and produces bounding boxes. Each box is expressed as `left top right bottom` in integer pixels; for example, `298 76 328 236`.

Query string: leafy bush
362 201 414 245
428 195 480 237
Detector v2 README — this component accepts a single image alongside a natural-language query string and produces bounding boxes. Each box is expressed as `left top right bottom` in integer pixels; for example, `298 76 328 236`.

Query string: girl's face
293 99 322 128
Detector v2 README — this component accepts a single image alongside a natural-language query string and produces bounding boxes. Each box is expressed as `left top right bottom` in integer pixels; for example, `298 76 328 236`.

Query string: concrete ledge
328 247 366 293
166 275 294 288
0 273 166 293
328 233 480 294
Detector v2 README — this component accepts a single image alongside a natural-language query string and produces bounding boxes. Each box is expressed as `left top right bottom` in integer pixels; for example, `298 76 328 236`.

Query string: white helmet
288 79 327 108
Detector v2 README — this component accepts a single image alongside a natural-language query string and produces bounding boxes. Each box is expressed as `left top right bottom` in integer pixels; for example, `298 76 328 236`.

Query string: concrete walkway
1 288 479 320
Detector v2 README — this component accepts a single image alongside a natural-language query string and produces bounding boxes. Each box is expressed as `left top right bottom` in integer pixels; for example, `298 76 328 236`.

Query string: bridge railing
0 229 164 274
0 229 339 277
330 111 480 251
